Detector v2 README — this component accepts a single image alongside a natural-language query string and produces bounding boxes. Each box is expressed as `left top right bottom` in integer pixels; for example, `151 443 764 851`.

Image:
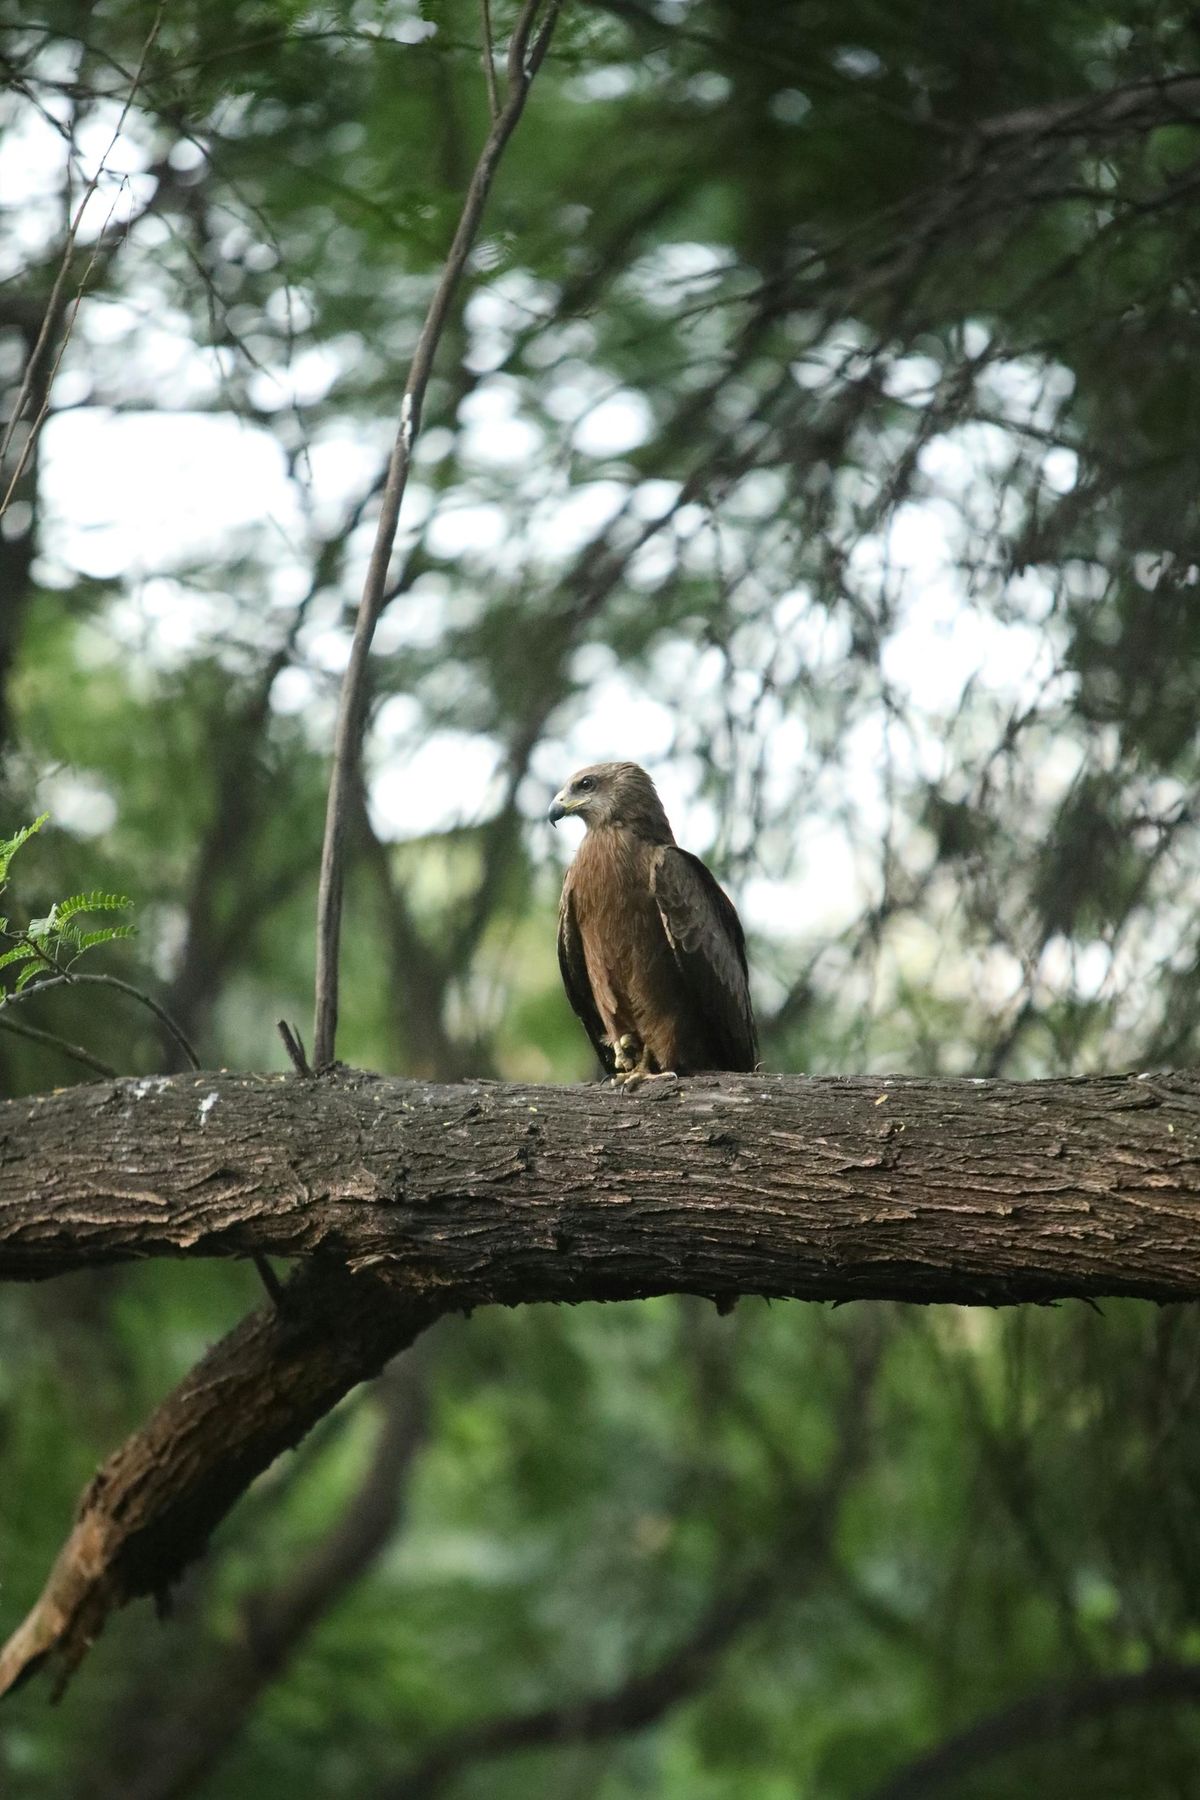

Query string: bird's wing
650 846 758 1071
557 874 615 1076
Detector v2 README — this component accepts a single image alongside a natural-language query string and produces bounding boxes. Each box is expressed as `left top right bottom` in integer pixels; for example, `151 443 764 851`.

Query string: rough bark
2 1066 1200 1304
90 1356 430 1800
0 1259 436 1700
3 1063 1200 1700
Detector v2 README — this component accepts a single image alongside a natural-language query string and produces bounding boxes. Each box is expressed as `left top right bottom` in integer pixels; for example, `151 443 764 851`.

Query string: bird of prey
550 761 757 1086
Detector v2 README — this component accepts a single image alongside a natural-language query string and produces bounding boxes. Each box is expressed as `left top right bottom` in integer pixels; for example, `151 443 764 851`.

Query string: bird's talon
621 1069 678 1093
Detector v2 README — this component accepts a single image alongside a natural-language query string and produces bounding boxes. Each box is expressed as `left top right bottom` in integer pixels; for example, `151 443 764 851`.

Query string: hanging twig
311 0 564 1070
0 1009 118 1079
1 969 200 1070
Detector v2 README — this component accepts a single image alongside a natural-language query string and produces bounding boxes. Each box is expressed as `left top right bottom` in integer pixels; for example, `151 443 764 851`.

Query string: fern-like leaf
0 943 39 974
55 891 134 925
0 815 49 885
69 925 136 955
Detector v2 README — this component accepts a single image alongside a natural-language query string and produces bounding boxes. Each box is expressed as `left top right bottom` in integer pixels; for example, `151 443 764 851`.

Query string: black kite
550 761 757 1085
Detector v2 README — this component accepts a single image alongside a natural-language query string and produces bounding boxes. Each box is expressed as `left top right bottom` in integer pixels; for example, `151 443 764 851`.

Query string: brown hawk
551 761 757 1086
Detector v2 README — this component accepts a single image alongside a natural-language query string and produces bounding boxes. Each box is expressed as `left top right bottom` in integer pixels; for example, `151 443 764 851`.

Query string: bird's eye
576 776 596 793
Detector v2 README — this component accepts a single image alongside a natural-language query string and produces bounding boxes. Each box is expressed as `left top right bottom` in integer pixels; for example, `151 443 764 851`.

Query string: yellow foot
618 1069 678 1093
609 1032 641 1076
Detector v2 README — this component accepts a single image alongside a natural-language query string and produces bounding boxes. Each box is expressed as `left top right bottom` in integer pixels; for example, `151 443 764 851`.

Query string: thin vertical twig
480 0 501 121
311 0 563 1069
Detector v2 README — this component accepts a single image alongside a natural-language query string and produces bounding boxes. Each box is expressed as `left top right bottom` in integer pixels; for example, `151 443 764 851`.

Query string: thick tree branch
0 1260 437 1701
2 1068 1200 1304
105 1355 430 1800
3 1065 1200 1700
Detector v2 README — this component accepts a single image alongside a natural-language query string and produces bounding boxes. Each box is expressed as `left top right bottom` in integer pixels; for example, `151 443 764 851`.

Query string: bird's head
549 762 673 840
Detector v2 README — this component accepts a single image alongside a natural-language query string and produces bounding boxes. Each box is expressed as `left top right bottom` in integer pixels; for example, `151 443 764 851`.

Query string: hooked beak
548 795 567 826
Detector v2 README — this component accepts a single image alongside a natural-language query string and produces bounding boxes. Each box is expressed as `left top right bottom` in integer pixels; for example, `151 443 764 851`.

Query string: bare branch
975 70 1200 143
869 1662 1200 1800
276 1019 312 1078
0 3 166 511
388 1329 880 1798
480 0 500 121
3 970 200 1070
0 1010 118 1079
312 0 564 1068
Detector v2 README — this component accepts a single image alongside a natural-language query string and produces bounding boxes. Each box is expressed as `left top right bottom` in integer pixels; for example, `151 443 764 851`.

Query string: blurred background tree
5 0 1200 1793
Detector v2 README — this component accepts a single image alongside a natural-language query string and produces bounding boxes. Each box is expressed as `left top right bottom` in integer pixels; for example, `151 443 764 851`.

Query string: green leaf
0 943 39 973
55 892 134 925
68 925 136 955
0 814 49 886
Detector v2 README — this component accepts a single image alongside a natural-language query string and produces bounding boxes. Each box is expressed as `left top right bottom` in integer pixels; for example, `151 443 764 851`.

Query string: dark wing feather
557 875 615 1075
650 847 757 1071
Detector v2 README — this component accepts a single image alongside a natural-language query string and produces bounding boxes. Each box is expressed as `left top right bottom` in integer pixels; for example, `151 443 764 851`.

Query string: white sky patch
462 411 544 468
1042 446 1078 494
424 501 509 560
464 273 558 371
741 815 863 936
369 731 503 839
41 411 302 579
624 532 677 588
304 427 393 532
305 625 353 676
102 577 238 668
627 240 730 309
0 101 149 271
372 573 455 653
36 771 118 839
572 390 653 458
524 480 628 557
543 366 611 424
248 342 342 411
629 478 683 519
563 680 678 768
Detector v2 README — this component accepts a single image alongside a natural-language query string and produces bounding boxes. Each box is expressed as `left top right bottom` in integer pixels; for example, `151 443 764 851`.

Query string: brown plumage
550 762 757 1084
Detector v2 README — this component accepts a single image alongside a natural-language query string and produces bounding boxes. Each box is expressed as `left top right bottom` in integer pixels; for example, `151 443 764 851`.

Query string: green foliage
6 0 1200 1795
0 818 133 1001
0 813 48 885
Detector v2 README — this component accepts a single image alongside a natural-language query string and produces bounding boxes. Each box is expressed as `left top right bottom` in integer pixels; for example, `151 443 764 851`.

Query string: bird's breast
570 831 679 1039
